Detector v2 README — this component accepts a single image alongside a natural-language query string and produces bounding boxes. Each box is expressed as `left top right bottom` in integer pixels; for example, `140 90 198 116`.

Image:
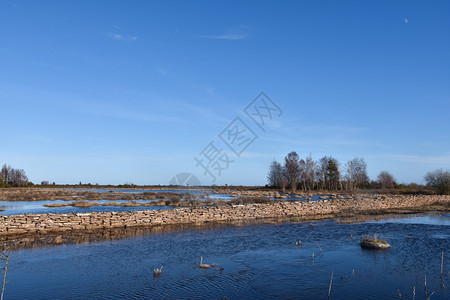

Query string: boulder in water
360 239 390 250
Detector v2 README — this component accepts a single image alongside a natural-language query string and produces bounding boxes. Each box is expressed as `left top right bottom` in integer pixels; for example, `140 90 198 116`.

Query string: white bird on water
199 256 211 269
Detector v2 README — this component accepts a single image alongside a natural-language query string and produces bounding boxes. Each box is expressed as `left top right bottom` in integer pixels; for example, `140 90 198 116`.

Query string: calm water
68 188 232 200
0 199 174 216
0 191 333 216
0 190 233 215
4 213 449 299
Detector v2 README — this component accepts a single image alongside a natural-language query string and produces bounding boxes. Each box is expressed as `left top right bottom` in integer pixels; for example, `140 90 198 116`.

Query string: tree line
267 152 372 192
0 164 29 187
267 151 449 194
424 169 450 195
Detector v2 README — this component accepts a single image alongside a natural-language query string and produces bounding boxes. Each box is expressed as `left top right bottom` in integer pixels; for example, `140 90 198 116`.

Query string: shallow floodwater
4 214 449 299
0 199 173 216
0 192 330 216
0 190 232 215
69 188 233 200
367 213 450 226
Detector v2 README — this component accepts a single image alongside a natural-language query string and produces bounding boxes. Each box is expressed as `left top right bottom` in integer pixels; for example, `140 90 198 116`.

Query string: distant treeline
1 164 29 187
267 152 450 195
1 158 448 195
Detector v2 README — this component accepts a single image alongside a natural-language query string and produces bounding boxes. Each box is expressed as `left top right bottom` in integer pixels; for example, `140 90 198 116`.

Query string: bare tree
9 169 28 187
345 158 368 190
267 160 283 188
343 160 355 191
284 151 300 192
0 164 29 187
317 156 330 190
354 158 368 188
280 166 288 192
299 159 306 191
424 169 450 195
377 171 395 189
0 165 11 185
304 154 317 191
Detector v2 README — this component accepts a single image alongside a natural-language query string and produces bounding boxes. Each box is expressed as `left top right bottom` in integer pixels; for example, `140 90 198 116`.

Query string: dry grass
43 203 70 208
362 234 388 245
0 188 188 202
72 201 101 207
229 196 273 205
430 200 450 209
45 199 207 208
101 201 120 206
42 197 277 210
119 201 143 207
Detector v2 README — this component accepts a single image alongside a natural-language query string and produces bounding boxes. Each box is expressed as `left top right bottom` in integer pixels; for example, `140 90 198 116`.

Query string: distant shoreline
0 186 445 202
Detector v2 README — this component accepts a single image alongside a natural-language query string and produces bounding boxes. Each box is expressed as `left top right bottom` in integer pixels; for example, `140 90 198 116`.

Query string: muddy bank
0 195 448 238
0 187 440 203
0 188 202 202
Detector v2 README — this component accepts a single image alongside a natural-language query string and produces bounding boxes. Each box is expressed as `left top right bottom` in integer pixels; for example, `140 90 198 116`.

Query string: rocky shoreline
1 195 448 237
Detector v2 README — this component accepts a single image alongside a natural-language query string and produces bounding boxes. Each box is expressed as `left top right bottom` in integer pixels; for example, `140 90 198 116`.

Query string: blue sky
1 0 449 185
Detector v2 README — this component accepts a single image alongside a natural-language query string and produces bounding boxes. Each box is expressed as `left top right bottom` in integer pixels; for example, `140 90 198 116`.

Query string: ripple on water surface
4 214 450 299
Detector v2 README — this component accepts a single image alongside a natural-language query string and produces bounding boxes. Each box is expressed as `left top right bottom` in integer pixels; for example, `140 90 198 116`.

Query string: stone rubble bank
1 195 448 236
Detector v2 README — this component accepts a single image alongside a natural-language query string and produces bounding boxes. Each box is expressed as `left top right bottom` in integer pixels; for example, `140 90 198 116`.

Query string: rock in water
360 240 391 250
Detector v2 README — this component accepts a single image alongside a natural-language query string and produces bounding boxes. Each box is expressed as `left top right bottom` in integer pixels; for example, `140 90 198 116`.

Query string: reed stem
318 242 325 255
0 250 10 300
328 271 333 300
424 275 427 299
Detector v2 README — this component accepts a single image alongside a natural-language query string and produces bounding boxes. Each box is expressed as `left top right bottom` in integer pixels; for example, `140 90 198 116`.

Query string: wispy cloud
204 33 247 40
202 25 254 40
108 33 138 42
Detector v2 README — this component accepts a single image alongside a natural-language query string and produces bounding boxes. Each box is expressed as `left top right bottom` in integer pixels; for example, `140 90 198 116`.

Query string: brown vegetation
229 196 273 205
43 198 230 208
0 188 194 202
360 234 390 250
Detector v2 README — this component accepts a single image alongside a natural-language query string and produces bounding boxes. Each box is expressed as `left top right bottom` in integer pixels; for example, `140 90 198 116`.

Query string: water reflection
368 213 450 226
338 212 450 225
0 199 174 216
0 219 287 251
